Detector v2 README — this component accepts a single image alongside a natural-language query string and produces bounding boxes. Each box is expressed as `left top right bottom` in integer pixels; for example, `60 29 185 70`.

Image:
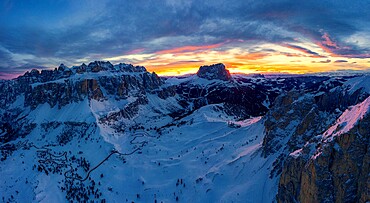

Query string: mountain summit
196 63 231 81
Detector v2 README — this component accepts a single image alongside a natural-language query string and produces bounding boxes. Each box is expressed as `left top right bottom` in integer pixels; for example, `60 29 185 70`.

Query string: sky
0 0 370 79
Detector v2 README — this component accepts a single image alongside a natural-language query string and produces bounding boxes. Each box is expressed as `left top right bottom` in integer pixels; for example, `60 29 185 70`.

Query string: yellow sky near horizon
103 41 370 76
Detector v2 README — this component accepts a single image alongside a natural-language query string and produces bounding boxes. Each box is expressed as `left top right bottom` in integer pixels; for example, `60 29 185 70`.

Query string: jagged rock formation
261 76 370 203
263 77 369 157
196 63 231 81
175 80 268 119
173 66 319 119
0 61 172 150
278 97 370 203
0 61 165 110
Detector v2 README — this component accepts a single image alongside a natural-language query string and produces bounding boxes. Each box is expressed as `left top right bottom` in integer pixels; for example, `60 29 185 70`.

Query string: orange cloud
103 38 370 76
321 33 339 48
315 32 350 57
235 52 270 60
155 43 224 55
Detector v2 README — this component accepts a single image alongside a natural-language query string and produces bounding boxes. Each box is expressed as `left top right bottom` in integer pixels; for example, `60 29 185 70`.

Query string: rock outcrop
261 76 370 203
277 103 370 203
0 61 166 110
175 80 269 119
263 79 369 157
196 63 231 81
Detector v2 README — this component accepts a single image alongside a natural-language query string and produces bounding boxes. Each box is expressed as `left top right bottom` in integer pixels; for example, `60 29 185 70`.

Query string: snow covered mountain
0 61 369 202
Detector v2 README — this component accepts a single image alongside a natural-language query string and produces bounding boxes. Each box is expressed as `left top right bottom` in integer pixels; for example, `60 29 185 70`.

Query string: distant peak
87 61 114 72
58 64 68 71
196 63 231 81
87 61 113 67
15 60 153 83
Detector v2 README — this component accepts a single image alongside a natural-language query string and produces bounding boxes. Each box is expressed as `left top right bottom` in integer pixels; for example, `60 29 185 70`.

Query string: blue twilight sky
0 0 370 78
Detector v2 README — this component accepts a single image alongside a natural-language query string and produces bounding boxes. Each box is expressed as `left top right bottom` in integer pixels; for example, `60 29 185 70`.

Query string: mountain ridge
1 61 369 202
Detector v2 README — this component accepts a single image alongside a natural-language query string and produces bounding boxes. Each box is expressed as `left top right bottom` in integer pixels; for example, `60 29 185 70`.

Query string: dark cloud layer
283 44 324 58
334 60 348 63
0 0 369 78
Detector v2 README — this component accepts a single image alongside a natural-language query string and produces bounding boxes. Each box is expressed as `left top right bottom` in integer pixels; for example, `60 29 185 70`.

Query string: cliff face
0 61 174 148
278 108 370 203
196 63 231 81
263 77 370 203
21 72 164 109
2 62 285 147
175 80 269 119
263 87 368 156
0 62 165 110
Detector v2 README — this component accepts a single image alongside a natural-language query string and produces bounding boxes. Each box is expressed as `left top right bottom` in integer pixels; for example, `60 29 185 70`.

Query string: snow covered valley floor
1 104 278 203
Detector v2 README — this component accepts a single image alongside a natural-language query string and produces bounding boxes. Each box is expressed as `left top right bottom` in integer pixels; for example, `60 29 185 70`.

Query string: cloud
235 52 270 60
0 72 17 80
0 63 48 79
283 44 325 58
311 59 331 63
155 43 224 55
0 46 13 67
279 52 303 57
334 60 348 63
320 59 331 63
315 31 370 58
126 48 146 55
321 32 339 49
0 0 369 76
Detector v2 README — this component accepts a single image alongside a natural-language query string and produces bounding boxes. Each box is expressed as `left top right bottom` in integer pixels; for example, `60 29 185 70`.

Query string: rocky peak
15 61 151 85
58 64 68 72
75 63 87 74
114 63 147 72
196 63 231 81
25 69 40 77
87 61 114 72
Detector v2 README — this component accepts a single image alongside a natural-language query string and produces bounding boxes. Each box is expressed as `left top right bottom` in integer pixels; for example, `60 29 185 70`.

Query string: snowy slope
344 75 370 93
323 95 370 140
93 105 278 202
2 63 369 203
0 99 277 202
0 63 282 202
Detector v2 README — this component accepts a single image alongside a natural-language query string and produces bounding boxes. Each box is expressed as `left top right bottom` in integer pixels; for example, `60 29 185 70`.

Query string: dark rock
58 64 68 72
114 63 147 72
277 111 370 203
264 82 370 202
197 63 231 81
75 63 87 74
87 61 114 72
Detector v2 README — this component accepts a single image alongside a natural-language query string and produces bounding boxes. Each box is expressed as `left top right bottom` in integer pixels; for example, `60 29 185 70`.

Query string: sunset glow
103 38 370 76
0 1 369 79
